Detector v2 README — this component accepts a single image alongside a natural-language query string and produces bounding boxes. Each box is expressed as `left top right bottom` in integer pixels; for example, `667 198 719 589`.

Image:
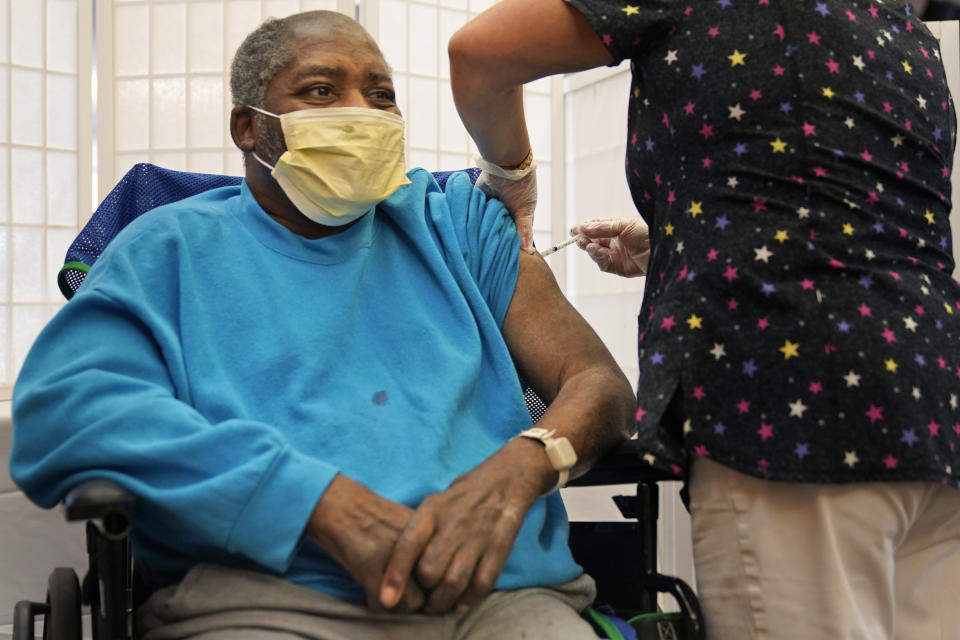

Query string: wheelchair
14 163 704 640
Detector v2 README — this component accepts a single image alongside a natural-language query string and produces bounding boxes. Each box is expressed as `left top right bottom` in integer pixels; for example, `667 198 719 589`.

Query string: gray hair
229 11 373 108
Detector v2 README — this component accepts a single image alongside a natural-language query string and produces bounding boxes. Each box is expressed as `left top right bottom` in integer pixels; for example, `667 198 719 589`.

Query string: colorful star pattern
568 0 960 488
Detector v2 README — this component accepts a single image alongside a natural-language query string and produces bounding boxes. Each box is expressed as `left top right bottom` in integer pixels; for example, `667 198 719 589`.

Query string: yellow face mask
249 106 411 226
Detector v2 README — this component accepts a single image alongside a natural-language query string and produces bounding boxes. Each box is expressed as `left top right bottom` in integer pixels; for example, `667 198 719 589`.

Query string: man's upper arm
501 251 623 404
440 173 621 400
442 173 520 325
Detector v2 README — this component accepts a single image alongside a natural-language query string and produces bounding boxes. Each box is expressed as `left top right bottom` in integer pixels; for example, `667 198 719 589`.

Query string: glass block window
0 0 92 396
100 0 352 196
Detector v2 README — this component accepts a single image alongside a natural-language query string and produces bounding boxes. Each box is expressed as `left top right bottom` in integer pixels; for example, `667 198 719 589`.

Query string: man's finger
455 516 520 613
459 537 513 611
416 530 464 590
396 581 427 613
424 543 483 613
379 512 436 609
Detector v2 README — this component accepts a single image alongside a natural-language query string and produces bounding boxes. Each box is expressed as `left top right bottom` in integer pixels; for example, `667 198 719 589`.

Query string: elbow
8 444 61 510
589 367 637 441
447 27 476 78
616 383 638 439
604 368 637 440
448 26 500 99
447 29 477 94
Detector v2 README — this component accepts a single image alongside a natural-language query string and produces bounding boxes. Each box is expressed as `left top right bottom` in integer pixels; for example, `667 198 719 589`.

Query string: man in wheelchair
10 10 636 640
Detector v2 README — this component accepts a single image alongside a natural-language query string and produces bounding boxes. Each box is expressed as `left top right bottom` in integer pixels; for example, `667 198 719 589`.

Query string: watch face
519 429 576 470
545 438 577 470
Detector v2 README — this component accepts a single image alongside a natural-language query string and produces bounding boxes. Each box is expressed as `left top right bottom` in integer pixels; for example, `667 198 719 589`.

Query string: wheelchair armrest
567 439 679 487
63 479 134 539
57 480 135 640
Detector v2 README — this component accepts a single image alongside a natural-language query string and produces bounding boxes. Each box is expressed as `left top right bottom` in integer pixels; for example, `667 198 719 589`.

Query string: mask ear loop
246 104 279 119
244 106 281 172
251 152 275 172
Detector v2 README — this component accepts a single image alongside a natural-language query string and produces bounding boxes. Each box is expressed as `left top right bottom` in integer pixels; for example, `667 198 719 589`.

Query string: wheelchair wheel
44 567 82 640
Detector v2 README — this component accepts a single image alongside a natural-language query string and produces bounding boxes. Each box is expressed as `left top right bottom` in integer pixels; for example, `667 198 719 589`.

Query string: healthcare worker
449 1 960 638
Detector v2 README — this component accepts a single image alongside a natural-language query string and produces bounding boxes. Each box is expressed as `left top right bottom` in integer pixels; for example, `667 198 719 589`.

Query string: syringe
539 235 580 257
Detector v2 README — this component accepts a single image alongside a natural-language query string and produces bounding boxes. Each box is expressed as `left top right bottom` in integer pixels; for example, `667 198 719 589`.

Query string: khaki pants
137 563 599 640
690 457 960 640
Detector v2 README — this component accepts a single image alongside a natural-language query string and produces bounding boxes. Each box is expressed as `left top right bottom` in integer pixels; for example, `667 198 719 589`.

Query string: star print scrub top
565 0 960 487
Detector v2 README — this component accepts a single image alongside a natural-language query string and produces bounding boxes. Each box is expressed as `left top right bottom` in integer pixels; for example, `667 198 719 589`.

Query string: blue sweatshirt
10 169 581 601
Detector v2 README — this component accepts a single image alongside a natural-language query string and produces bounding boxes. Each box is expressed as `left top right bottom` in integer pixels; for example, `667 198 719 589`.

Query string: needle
539 235 580 257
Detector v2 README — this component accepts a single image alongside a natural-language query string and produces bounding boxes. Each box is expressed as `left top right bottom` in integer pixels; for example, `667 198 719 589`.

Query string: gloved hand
570 217 650 277
475 157 538 252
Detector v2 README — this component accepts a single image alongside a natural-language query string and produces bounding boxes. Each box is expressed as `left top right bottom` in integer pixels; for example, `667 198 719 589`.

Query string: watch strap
517 427 577 495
